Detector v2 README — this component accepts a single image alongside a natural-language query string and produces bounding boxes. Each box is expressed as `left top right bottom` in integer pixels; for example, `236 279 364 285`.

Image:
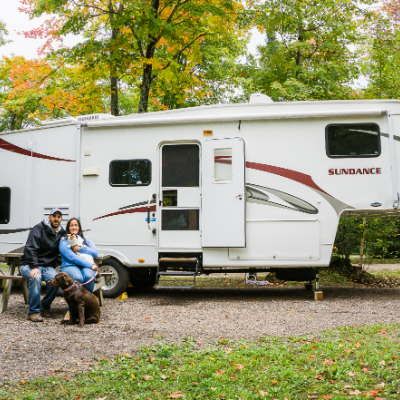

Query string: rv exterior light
249 93 274 104
204 130 213 135
138 259 145 263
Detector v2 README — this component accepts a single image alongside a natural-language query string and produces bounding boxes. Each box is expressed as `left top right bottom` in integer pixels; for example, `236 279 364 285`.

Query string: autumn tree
249 0 374 101
22 0 247 114
0 56 105 131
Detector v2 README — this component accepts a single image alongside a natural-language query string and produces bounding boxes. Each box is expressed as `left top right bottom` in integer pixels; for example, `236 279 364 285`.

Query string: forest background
1 0 400 266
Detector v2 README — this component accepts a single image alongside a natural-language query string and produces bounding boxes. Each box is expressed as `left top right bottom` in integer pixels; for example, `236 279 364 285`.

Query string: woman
59 218 99 294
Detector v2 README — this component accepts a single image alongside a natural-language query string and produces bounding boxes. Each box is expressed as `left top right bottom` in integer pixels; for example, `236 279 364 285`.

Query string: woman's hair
65 218 86 244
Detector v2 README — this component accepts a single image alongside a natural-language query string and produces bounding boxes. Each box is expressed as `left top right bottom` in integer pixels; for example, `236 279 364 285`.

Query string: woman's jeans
19 265 58 315
61 266 95 293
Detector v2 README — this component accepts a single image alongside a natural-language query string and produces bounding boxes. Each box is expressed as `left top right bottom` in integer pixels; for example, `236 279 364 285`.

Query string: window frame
325 122 381 159
109 159 152 187
0 187 11 224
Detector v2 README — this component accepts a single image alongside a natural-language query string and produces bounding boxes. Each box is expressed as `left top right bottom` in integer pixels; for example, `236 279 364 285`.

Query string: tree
363 0 400 99
249 0 374 101
0 56 105 131
0 19 10 47
21 0 247 114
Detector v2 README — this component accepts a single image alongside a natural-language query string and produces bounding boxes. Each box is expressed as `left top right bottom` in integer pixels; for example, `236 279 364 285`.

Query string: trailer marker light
138 259 145 263
203 130 213 135
370 202 382 207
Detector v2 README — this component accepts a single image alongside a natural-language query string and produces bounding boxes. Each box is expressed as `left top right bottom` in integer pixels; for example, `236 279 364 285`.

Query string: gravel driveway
1 284 400 383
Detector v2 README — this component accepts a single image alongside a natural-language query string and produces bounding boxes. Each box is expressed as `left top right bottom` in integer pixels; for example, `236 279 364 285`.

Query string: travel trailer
1 94 400 297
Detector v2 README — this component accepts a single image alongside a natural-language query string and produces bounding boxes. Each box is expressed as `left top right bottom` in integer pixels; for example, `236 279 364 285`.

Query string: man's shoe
41 310 51 318
27 314 43 322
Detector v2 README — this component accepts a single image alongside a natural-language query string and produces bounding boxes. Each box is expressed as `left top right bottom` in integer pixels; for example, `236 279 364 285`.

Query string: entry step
159 257 198 263
157 271 197 276
155 285 195 290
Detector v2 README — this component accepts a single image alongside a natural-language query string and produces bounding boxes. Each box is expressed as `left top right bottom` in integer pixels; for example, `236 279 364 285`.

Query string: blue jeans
61 266 95 293
19 265 58 315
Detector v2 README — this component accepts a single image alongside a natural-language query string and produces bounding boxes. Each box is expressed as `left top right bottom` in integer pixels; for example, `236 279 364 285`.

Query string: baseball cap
49 207 63 216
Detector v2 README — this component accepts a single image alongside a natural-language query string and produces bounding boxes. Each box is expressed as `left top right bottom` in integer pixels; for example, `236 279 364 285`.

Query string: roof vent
249 93 274 104
76 113 115 123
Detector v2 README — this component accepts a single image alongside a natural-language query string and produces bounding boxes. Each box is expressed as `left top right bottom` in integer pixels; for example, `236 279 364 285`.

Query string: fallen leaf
378 382 385 387
322 396 332 399
210 387 217 391
235 364 245 370
272 379 278 385
20 381 25 384
379 360 386 366
161 375 169 380
143 375 153 380
226 349 232 354
169 392 185 398
309 355 317 358
192 382 199 386
379 330 387 335
259 390 268 396
323 359 335 365
131 373 136 379
307 396 318 399
329 380 336 384
123 353 131 357
363 368 369 373
148 358 155 362
349 390 361 395
215 370 225 376
348 372 355 377
196 340 202 345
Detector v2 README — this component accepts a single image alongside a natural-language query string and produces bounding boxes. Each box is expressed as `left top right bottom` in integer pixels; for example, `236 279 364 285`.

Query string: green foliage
4 324 400 399
247 0 374 101
0 19 10 47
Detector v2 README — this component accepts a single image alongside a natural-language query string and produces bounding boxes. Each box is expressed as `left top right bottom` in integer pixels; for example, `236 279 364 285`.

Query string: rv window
162 209 199 230
326 123 380 158
214 148 233 182
109 160 151 186
162 144 199 187
0 187 11 224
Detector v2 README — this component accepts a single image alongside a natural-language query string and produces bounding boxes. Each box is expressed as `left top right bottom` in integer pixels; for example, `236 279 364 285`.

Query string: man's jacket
20 219 65 269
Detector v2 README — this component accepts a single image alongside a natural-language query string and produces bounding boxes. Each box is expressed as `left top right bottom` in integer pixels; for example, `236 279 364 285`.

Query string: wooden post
1 257 17 313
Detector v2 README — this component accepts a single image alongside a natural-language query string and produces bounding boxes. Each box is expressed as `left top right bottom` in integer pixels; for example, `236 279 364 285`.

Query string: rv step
159 257 198 263
155 285 195 290
157 271 197 276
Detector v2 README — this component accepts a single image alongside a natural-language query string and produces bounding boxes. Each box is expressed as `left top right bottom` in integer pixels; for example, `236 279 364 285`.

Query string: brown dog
48 272 101 327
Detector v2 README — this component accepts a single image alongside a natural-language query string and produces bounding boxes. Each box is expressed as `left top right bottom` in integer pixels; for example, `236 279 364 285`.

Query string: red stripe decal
94 205 156 221
0 138 75 162
246 161 330 196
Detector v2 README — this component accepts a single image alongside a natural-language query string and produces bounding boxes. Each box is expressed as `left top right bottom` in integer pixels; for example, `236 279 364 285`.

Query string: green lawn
2 324 399 399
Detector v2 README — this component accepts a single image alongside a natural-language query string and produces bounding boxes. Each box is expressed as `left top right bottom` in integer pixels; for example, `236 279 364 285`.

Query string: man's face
49 212 62 229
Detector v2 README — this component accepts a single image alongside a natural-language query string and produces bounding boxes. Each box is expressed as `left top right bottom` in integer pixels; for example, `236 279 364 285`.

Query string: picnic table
0 253 110 312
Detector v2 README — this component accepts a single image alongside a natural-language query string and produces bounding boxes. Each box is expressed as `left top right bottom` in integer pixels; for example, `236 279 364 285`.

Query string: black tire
130 267 158 289
99 258 130 298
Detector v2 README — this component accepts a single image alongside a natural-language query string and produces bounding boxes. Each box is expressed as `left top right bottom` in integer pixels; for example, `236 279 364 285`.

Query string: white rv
1 95 399 297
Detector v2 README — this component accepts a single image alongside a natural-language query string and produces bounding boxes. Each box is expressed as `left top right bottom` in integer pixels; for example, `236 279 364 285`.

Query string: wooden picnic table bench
0 253 111 312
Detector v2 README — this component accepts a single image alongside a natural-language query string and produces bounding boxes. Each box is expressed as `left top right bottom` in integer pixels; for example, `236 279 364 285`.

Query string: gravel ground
1 284 400 384
365 263 400 272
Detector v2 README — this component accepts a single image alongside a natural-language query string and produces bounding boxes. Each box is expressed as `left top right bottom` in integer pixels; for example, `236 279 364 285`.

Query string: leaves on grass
272 379 278 385
349 390 362 395
307 395 318 399
379 360 386 366
161 375 169 380
234 364 244 370
131 373 136 379
323 359 335 365
210 387 217 391
348 371 355 377
378 330 387 335
322 396 332 399
169 391 185 398
226 348 232 354
259 390 268 396
143 375 153 380
215 370 226 376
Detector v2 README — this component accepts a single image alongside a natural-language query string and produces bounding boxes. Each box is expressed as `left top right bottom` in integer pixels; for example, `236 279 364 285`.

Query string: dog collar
63 281 78 292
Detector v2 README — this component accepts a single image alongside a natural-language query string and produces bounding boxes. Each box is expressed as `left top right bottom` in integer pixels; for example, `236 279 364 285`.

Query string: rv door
202 138 245 247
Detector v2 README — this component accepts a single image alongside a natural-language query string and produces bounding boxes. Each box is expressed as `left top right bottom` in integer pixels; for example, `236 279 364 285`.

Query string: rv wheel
130 267 157 289
99 258 130 298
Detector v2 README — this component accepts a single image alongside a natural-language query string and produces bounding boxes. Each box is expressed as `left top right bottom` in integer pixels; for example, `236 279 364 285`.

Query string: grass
2 324 400 399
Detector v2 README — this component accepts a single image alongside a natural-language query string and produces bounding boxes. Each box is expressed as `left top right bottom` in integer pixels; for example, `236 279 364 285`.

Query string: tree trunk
110 75 119 116
295 26 304 78
357 218 367 281
138 64 153 113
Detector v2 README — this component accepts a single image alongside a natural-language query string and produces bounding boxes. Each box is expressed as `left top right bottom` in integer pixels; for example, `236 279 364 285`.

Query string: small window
162 209 199 230
0 187 11 224
162 144 199 187
214 148 233 182
326 123 380 158
110 160 151 186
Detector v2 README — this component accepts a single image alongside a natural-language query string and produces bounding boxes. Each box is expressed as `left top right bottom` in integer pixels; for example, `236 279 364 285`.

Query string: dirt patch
1 284 399 383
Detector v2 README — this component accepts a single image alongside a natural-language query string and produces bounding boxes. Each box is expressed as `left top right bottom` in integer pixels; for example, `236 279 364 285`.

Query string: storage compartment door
202 138 245 247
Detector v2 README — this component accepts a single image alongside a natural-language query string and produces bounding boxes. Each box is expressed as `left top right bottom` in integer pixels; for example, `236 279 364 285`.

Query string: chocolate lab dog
48 272 101 327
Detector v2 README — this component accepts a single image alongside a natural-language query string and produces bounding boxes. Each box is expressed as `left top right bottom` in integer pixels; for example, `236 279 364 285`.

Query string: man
19 208 65 322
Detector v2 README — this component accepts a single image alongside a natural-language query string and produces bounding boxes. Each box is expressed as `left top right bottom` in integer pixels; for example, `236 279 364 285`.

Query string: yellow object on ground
116 292 128 300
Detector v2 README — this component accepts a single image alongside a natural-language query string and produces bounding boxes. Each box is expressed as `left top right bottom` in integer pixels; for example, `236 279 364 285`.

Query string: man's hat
49 207 63 216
